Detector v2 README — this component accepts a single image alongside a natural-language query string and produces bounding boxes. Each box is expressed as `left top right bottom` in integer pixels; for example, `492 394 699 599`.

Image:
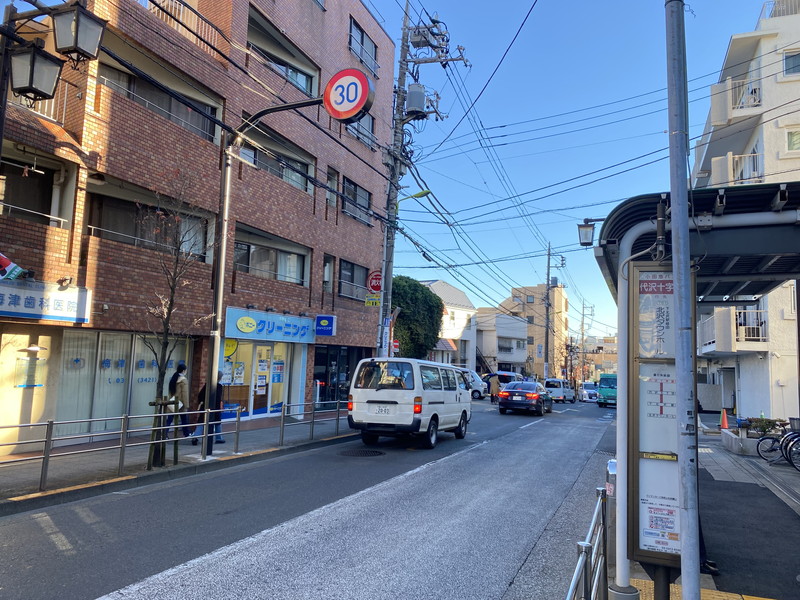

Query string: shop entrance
223 341 292 418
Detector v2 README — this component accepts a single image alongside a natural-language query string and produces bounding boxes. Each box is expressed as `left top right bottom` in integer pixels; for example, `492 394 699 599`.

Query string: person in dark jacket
193 370 225 450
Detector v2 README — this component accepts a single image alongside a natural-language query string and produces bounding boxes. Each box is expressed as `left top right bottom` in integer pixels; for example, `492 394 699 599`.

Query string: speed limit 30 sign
323 69 375 124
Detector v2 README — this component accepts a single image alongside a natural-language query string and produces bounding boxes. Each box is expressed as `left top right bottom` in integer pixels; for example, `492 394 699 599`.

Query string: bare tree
131 169 214 468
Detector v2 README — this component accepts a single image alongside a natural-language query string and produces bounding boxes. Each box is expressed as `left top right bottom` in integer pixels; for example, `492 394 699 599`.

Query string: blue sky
366 0 766 338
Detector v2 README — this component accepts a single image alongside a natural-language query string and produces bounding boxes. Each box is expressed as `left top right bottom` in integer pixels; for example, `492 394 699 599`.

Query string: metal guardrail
565 487 608 600
0 408 242 492
278 399 347 446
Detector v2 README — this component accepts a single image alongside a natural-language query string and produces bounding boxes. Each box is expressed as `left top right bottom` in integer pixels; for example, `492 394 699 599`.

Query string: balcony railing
136 0 220 58
8 78 77 125
732 78 762 110
732 153 764 184
760 0 800 21
736 309 768 342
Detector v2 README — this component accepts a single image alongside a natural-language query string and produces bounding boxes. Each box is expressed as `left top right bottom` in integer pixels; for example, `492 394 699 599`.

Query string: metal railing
732 78 762 109
8 78 77 124
0 201 70 228
0 407 242 492
760 0 800 21
732 153 764 184
736 308 769 342
565 487 608 600
278 399 347 446
136 0 220 58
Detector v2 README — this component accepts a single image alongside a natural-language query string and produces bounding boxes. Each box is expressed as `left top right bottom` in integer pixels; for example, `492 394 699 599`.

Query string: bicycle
756 418 800 472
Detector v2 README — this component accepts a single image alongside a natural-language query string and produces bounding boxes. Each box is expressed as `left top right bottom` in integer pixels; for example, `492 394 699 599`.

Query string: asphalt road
0 401 615 600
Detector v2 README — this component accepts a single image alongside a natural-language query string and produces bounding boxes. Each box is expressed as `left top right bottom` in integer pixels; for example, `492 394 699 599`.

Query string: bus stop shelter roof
594 181 800 313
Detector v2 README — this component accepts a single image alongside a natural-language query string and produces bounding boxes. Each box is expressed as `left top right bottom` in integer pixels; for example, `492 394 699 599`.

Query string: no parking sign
323 69 374 124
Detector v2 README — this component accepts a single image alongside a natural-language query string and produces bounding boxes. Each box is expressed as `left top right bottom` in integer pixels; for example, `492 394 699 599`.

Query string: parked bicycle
756 418 800 472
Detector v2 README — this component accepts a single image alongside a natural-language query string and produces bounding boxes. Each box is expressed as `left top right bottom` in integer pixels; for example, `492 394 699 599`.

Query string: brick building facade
0 0 393 450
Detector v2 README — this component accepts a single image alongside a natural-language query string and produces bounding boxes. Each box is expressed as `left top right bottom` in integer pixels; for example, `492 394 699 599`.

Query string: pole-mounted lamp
50 1 107 68
577 218 605 247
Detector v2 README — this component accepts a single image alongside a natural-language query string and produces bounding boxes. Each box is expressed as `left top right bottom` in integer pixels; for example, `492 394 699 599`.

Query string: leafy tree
391 276 444 358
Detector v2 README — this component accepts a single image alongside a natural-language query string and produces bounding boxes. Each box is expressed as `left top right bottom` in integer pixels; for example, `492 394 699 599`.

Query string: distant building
420 280 477 370
476 308 528 375
499 284 569 379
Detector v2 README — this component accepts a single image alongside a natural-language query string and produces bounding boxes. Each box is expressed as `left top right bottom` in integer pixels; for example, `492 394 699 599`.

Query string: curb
0 432 359 518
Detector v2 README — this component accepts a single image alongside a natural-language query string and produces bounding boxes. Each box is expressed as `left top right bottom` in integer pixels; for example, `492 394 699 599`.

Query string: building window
516 340 525 349
785 51 800 76
349 18 378 76
527 336 535 345
346 112 377 148
98 64 217 142
234 228 309 285
247 7 319 95
788 131 800 152
0 161 56 225
339 259 368 300
240 144 312 193
326 168 339 207
527 316 535 324
88 195 208 260
791 283 797 314
513 296 522 303
342 177 372 224
526 295 535 303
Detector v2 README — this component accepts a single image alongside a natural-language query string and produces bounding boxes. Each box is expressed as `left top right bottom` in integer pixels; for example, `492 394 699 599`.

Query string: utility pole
665 1 700 597
543 244 565 379
377 0 467 355
580 300 586 383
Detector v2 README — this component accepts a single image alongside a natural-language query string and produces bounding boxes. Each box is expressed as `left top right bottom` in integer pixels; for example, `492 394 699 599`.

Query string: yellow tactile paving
632 578 777 600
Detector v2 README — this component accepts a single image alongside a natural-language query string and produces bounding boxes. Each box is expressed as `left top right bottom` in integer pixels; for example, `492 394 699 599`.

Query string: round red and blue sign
323 69 374 124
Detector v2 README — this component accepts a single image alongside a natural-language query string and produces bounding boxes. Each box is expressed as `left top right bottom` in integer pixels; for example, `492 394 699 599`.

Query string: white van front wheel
454 412 468 439
422 418 438 449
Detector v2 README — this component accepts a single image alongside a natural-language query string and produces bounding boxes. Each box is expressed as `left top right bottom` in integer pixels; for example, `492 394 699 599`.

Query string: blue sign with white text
225 307 315 343
315 315 336 336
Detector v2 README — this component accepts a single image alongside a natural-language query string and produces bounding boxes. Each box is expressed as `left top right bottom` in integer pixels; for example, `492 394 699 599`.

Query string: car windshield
582 383 597 390
599 379 617 389
354 361 414 390
544 380 561 389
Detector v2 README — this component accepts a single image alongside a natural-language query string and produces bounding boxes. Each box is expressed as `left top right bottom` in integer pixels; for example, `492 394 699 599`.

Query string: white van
544 378 576 403
348 358 472 448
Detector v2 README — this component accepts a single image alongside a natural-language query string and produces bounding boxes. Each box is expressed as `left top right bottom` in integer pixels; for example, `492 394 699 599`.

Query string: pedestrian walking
489 373 500 404
165 364 191 439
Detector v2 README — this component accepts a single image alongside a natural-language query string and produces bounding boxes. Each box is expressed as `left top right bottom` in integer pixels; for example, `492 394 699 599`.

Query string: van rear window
354 361 414 390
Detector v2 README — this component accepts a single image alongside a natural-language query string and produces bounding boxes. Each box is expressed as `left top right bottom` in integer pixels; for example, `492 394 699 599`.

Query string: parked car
498 381 553 416
544 378 576 403
579 381 598 402
462 369 488 399
482 370 524 391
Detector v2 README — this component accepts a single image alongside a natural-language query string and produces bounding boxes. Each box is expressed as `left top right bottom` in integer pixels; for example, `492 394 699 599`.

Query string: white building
692 1 799 420
475 308 528 375
420 280 477 370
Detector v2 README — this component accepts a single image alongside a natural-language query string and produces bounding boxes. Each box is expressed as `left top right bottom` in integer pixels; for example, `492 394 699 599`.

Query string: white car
462 369 488 399
579 381 598 402
544 378 576 403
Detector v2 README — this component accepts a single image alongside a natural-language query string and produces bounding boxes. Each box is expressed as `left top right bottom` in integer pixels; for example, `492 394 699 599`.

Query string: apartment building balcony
134 0 220 58
709 77 764 128
698 308 769 356
760 0 800 21
8 78 78 126
709 152 764 186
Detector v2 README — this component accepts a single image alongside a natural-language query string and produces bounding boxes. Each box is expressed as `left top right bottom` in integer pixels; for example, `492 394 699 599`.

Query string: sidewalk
0 411 358 517
625 422 800 600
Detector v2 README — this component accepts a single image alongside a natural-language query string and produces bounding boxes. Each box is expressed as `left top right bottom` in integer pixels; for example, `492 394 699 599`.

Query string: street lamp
377 188 431 356
577 217 605 247
0 0 106 136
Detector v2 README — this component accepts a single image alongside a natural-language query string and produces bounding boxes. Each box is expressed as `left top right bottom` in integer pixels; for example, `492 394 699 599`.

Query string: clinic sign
225 307 315 343
0 278 92 323
629 263 686 567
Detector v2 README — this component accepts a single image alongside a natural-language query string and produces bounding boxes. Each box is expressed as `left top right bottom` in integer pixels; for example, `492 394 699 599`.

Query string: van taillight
413 396 422 414
347 401 353 411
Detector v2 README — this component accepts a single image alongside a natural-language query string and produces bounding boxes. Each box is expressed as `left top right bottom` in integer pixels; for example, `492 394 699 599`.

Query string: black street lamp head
51 1 107 68
10 39 64 101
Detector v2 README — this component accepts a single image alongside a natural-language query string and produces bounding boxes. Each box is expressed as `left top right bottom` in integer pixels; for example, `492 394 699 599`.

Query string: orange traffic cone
720 409 729 429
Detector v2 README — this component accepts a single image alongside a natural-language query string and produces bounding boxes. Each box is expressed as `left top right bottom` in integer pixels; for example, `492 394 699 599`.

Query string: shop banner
0 252 24 280
225 307 315 343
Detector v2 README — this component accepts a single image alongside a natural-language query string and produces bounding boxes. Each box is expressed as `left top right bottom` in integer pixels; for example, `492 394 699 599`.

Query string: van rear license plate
373 405 391 415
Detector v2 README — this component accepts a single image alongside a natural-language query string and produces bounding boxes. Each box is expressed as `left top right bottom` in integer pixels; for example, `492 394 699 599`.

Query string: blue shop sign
315 314 336 336
225 307 315 343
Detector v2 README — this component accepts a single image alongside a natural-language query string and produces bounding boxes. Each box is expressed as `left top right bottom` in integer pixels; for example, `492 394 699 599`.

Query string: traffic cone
720 409 729 429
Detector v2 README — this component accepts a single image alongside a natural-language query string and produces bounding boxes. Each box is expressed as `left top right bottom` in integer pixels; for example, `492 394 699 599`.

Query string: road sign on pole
323 69 374 124
367 270 382 293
